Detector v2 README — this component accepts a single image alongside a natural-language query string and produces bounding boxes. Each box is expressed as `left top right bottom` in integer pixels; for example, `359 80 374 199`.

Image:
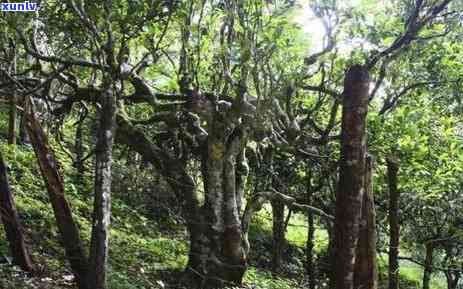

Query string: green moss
242 267 303 289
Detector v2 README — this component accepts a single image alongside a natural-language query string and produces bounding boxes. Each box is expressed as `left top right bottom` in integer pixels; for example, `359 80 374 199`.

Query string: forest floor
0 142 447 289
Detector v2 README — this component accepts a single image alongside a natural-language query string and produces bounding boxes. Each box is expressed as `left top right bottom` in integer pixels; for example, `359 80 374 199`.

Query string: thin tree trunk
306 172 316 289
334 65 370 289
306 209 316 289
327 222 336 289
26 107 88 289
354 155 378 289
8 46 17 146
445 271 460 289
271 199 285 274
0 151 34 272
88 88 116 289
8 96 17 146
183 157 206 286
74 121 85 184
422 243 434 289
386 156 400 289
19 113 29 144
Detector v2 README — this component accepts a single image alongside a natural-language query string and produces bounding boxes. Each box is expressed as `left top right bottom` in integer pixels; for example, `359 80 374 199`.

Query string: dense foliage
0 0 462 289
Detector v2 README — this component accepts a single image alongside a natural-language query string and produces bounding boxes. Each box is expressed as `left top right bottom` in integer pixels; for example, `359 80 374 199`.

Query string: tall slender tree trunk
19 114 29 144
271 199 285 274
386 156 400 289
333 64 370 289
26 106 88 289
422 243 434 289
306 176 316 289
88 88 116 289
307 212 316 289
8 96 17 145
328 223 336 289
8 46 17 146
354 155 378 289
183 158 204 285
74 121 85 184
0 151 34 272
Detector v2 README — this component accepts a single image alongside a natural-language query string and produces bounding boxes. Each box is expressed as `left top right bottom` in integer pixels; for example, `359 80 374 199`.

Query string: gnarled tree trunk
26 107 88 289
333 64 370 289
354 155 378 289
116 112 250 288
115 116 204 285
0 151 34 272
199 122 248 288
386 156 400 289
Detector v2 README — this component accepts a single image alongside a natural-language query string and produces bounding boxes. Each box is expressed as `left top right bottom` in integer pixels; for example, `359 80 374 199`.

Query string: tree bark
201 123 247 288
271 199 285 274
328 223 336 289
422 243 434 289
445 271 460 289
26 107 88 289
334 64 370 289
116 114 248 288
235 150 248 215
7 46 17 146
306 207 316 289
19 113 29 144
305 173 316 289
8 95 17 146
0 151 34 272
74 121 85 184
88 88 116 289
354 155 378 289
386 156 400 289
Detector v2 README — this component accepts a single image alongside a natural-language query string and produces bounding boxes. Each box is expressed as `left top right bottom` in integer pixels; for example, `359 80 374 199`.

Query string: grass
0 141 449 289
0 142 188 289
242 267 302 289
250 204 328 252
0 142 302 289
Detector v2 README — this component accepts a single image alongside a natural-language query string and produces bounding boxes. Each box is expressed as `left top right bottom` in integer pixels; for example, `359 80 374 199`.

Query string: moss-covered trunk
88 87 117 289
192 119 248 288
